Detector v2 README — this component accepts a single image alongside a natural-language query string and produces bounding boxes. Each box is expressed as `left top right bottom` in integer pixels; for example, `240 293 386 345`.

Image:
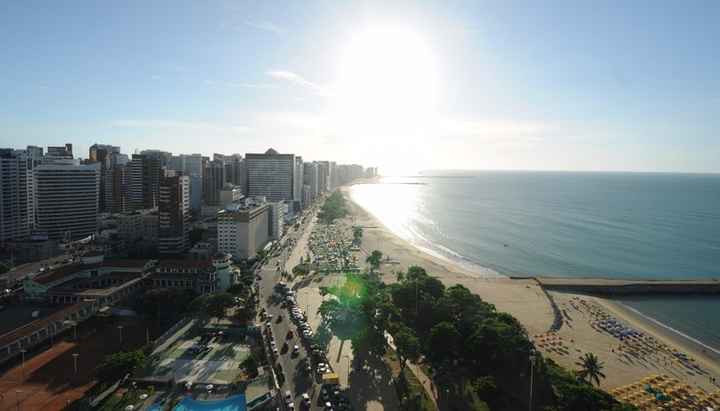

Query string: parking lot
142 326 251 386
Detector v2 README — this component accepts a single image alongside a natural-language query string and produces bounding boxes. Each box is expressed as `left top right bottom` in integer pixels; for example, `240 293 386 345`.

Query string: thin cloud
204 80 277 89
267 70 330 96
111 120 251 135
244 20 284 35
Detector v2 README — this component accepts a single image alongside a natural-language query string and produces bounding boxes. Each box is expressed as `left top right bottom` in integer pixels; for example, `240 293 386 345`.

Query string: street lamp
20 349 26 379
15 389 22 411
529 350 536 411
72 353 79 374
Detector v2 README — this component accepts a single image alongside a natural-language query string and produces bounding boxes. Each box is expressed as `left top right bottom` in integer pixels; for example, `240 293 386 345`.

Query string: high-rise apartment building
303 162 320 202
126 154 160 210
158 172 190 255
203 160 226 206
0 149 34 245
246 148 298 202
110 164 129 213
142 156 161 209
317 161 330 193
127 156 144 210
88 144 123 212
224 155 245 193
34 159 99 240
294 156 304 205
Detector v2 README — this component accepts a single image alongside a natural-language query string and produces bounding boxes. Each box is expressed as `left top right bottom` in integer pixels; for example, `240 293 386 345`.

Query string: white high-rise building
127 156 144 210
246 149 297 202
217 198 270 259
34 160 100 240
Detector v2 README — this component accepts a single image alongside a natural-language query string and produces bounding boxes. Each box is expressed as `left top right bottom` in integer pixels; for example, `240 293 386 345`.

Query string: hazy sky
1 0 719 174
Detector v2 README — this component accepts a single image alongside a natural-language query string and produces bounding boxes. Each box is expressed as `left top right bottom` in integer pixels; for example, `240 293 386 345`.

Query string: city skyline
1 1 719 174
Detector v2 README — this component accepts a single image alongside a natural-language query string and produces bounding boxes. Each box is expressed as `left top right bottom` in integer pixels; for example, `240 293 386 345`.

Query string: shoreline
342 185 720 390
598 297 720 371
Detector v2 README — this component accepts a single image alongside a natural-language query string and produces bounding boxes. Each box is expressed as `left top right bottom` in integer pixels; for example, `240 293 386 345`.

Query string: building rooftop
101 259 152 268
157 259 213 270
32 264 84 285
0 303 66 342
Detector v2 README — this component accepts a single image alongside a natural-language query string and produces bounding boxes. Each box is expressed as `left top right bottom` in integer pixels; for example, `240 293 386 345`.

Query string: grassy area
384 350 437 411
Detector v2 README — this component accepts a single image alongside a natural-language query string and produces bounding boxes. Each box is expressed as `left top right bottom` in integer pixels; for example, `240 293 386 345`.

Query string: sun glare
329 26 440 135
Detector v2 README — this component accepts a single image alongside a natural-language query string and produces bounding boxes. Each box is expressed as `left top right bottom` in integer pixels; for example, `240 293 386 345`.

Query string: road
256 207 319 410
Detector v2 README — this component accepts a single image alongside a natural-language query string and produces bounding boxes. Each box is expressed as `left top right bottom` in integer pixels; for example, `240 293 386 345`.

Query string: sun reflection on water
349 177 423 243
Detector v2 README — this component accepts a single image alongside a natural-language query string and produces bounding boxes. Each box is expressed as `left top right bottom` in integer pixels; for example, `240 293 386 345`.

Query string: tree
205 293 235 319
226 283 247 297
366 250 383 272
427 321 461 368
241 355 259 377
318 191 348 224
96 349 146 382
576 352 606 386
393 324 421 373
191 293 235 321
135 288 197 322
353 226 363 244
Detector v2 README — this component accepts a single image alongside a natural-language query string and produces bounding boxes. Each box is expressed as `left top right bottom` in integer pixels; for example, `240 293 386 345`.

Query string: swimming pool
173 395 246 411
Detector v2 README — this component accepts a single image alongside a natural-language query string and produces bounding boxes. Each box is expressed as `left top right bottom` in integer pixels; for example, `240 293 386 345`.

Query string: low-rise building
152 259 216 294
217 198 271 260
22 255 155 304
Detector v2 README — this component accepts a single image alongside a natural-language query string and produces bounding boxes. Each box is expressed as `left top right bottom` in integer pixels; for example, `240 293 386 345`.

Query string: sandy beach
342 186 720 393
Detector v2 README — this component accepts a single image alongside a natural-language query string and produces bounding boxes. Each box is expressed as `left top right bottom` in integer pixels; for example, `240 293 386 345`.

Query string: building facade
158 173 190 255
34 160 100 240
203 160 226 206
246 148 297 202
0 149 34 245
217 199 271 259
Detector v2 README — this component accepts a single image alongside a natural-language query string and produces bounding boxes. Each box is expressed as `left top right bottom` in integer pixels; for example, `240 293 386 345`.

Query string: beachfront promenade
520 276 720 295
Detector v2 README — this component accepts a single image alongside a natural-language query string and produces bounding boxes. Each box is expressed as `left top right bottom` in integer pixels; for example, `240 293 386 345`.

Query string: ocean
349 171 720 350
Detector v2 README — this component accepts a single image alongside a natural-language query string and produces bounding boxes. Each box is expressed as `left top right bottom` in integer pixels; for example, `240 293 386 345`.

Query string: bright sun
330 26 440 135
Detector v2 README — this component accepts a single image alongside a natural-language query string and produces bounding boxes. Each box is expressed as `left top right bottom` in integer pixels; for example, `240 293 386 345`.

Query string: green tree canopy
366 250 383 272
96 349 146 382
190 292 235 320
392 323 421 372
318 191 348 224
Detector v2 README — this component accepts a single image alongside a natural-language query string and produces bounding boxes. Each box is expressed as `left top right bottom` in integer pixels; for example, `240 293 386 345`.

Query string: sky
1 0 719 174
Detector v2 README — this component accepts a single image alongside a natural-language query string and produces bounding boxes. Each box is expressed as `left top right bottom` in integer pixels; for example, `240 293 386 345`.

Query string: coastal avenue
256 205 319 410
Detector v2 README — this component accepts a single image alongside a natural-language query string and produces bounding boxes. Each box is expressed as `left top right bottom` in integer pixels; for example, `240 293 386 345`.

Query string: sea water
350 171 720 350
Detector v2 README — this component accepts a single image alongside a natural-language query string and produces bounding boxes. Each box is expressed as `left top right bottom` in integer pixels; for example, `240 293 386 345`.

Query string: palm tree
576 352 606 386
366 250 383 273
